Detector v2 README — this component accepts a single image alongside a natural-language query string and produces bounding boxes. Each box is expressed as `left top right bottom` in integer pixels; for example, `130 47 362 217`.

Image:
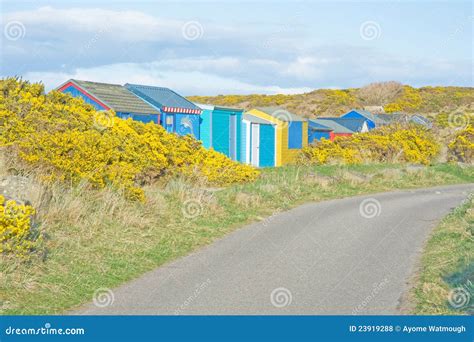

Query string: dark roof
255 106 306 122
318 117 367 132
310 119 353 134
126 84 201 113
65 79 160 114
308 120 333 131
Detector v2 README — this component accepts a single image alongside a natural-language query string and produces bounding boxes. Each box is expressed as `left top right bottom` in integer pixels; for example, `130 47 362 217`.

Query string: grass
1 162 473 314
410 194 473 315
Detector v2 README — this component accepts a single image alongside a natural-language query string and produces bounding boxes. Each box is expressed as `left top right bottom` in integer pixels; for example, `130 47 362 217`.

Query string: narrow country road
76 184 473 315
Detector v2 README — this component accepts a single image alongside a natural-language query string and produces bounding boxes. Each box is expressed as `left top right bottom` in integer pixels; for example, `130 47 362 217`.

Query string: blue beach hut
56 79 161 124
195 103 244 161
125 84 202 139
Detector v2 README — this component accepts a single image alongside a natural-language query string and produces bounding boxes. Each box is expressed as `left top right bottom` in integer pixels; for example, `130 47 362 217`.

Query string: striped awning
162 106 201 114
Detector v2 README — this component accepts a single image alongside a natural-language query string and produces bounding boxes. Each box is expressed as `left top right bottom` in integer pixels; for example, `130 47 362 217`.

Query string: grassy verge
410 193 473 315
1 163 473 314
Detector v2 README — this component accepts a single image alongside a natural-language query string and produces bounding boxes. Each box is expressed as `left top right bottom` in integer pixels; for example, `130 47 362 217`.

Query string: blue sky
1 0 472 95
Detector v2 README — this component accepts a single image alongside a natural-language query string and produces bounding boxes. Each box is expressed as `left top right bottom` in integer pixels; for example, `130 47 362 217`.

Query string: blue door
259 124 275 167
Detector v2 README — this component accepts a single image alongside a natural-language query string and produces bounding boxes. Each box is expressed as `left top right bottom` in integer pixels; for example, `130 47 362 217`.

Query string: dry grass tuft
234 192 262 208
302 172 336 188
335 169 374 186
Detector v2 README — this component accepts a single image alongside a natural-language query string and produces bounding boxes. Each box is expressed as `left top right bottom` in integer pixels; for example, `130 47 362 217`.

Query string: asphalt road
76 184 473 315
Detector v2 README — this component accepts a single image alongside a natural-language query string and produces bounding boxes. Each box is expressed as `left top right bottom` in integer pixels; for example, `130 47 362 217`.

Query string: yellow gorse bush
299 124 440 165
0 195 39 256
448 125 474 163
0 78 259 201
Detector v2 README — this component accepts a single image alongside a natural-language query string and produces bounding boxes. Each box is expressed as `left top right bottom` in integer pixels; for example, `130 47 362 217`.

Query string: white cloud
2 6 472 94
283 56 333 80
24 62 313 95
4 6 182 42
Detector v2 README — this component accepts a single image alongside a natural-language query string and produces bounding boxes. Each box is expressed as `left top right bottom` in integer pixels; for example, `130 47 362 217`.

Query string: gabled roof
126 84 201 114
310 119 354 134
243 114 274 125
343 109 385 124
58 79 160 115
255 106 306 122
318 117 367 132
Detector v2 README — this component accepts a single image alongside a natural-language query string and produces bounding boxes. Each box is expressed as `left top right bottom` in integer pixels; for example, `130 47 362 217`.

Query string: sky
0 0 472 95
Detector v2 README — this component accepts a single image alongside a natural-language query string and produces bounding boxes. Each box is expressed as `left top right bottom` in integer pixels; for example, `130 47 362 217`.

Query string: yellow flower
299 124 440 165
0 195 39 256
0 78 259 201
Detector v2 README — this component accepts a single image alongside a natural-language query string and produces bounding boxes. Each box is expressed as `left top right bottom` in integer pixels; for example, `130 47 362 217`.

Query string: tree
357 81 403 106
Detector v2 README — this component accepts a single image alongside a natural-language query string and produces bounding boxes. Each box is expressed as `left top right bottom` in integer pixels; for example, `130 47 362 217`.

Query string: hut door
251 123 260 167
229 115 237 160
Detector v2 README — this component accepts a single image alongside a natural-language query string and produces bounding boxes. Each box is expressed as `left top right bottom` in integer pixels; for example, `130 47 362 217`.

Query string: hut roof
60 79 160 114
126 84 201 114
255 107 306 122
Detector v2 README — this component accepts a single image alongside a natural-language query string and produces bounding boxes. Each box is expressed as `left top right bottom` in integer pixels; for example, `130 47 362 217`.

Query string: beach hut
308 120 333 143
308 118 354 142
125 84 202 139
318 117 369 133
195 104 244 161
56 79 161 124
243 107 308 167
242 114 276 167
376 113 432 128
340 109 385 130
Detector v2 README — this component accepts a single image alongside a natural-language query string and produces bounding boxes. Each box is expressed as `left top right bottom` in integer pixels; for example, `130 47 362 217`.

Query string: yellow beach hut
243 107 308 167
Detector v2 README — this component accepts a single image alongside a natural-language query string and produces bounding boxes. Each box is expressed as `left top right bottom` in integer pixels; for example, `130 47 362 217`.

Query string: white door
251 123 260 167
